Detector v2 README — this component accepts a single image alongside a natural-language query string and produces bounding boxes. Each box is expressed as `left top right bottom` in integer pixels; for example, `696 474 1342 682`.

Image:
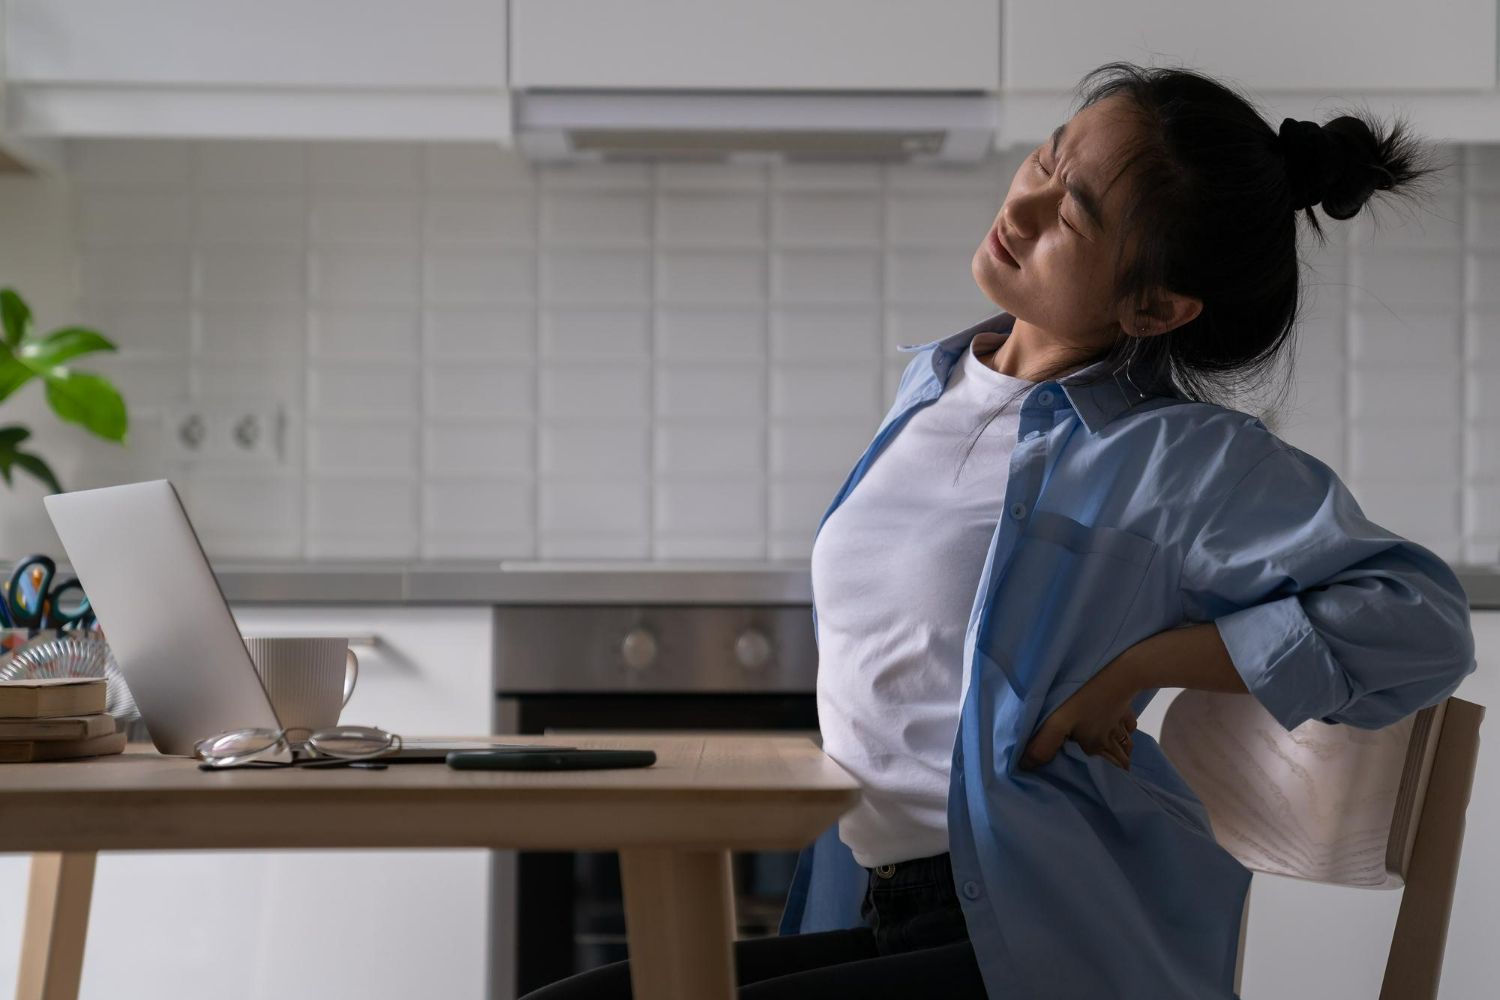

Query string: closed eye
1030 149 1079 234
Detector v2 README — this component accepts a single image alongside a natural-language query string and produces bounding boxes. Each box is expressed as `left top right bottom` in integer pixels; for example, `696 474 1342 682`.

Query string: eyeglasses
194 725 402 770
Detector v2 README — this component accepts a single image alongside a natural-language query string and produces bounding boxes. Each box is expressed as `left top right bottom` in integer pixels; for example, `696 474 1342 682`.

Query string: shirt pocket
985 509 1160 696
1021 508 1158 569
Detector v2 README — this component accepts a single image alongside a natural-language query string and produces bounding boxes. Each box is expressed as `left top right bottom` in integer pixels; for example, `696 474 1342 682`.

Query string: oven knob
620 627 658 671
735 629 773 672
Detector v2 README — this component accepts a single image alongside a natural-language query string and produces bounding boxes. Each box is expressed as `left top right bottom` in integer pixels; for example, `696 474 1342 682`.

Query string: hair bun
1277 117 1343 212
1277 116 1392 219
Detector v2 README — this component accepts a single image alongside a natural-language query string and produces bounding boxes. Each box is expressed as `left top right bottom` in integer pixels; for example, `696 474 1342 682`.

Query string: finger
1022 717 1068 769
1124 714 1138 733
1102 734 1131 769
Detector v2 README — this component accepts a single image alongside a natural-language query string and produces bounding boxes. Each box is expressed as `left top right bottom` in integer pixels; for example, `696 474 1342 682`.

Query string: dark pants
519 851 989 999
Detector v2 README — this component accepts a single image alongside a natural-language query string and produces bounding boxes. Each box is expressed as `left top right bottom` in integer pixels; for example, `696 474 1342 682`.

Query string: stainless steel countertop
210 560 1500 608
215 560 820 605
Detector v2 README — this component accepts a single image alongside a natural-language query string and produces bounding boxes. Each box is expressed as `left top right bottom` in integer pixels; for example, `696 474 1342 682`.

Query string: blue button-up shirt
778 310 1477 999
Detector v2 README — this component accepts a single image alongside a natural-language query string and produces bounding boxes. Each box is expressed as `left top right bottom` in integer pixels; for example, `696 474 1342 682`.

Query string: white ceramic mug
242 636 359 735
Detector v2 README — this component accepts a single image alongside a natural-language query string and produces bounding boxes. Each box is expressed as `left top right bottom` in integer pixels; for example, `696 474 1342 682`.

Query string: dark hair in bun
1276 113 1430 228
953 61 1449 481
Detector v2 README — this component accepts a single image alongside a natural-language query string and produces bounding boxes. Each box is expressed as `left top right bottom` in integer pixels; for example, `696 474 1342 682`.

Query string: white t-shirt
811 330 1034 867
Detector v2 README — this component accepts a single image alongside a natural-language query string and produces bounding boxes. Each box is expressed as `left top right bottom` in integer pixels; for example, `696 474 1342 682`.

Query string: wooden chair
1159 691 1485 1000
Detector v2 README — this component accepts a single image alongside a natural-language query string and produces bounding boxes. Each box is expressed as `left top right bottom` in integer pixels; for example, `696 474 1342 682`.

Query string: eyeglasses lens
195 728 287 767
306 726 398 760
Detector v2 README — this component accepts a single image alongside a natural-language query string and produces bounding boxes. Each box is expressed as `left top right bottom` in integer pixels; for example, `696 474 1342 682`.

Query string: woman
523 60 1477 1000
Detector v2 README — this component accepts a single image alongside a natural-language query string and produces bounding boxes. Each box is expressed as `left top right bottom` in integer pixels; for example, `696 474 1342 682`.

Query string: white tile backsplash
308 420 419 477
426 197 536 245
656 193 766 247
426 250 537 304
309 198 422 245
76 192 192 245
308 365 420 418
309 249 420 304
196 195 306 245
197 143 306 191
309 307 420 361
198 248 304 303
654 250 765 303
426 364 535 420
81 248 191 303
31 138 1497 564
424 421 533 478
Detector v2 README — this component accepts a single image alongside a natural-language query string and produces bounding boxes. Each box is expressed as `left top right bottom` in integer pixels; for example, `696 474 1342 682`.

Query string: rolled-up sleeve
1179 440 1477 731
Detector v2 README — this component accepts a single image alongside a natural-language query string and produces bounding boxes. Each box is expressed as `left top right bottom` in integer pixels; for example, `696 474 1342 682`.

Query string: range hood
512 90 998 164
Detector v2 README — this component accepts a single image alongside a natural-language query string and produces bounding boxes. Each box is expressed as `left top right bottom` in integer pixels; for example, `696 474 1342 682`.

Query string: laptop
43 480 555 761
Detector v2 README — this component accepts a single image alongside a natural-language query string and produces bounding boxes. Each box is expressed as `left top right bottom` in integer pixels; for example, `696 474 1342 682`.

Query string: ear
1117 290 1203 338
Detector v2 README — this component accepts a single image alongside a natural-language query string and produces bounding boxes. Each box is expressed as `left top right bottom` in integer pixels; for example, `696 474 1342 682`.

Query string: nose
1002 181 1058 241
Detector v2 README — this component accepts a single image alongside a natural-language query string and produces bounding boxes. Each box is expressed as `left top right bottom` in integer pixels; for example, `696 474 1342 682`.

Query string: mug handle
342 648 359 707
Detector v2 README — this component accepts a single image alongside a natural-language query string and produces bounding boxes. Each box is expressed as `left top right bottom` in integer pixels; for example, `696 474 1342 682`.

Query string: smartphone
445 748 657 771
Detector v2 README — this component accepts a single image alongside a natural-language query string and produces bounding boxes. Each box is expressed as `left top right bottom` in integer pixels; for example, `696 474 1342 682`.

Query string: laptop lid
44 479 281 756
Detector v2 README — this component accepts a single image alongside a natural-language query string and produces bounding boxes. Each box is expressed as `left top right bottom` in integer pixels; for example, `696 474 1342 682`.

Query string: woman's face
972 94 1146 350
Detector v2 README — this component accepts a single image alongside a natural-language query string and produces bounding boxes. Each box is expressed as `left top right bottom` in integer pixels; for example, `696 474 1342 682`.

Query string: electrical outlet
166 402 285 465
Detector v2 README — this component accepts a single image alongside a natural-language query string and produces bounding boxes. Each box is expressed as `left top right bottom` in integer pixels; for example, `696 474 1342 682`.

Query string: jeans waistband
862 851 953 888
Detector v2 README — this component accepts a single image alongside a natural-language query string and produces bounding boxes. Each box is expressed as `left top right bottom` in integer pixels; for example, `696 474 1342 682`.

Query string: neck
988 318 1097 381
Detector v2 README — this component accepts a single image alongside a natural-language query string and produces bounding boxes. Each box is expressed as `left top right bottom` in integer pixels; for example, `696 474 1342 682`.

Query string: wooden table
0 733 859 1000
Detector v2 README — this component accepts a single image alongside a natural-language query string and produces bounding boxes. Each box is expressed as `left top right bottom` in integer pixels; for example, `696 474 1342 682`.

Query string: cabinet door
1004 1 1496 93
5 0 509 141
0 606 495 1000
7 0 506 90
511 0 1000 91
231 604 494 735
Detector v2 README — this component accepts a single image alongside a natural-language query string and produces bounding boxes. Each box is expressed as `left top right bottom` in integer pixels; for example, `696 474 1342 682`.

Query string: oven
491 603 820 999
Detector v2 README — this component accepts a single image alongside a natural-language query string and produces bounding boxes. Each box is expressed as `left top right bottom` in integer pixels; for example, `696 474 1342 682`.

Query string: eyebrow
1050 123 1107 234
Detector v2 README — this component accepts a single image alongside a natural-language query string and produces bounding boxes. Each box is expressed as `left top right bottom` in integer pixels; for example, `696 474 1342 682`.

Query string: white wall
0 138 1495 566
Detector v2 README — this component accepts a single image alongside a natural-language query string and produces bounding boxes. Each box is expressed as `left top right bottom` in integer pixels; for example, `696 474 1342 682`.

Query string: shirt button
1036 390 1054 406
1009 501 1027 520
962 880 982 900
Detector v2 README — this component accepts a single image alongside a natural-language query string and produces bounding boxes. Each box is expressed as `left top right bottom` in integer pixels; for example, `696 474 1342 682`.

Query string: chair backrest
1160 691 1484 1000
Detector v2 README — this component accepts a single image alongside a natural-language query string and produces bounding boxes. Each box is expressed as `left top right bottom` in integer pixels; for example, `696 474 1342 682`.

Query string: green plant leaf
21 326 116 369
10 452 62 494
0 289 31 349
44 371 128 443
0 425 62 494
0 357 34 402
0 291 131 488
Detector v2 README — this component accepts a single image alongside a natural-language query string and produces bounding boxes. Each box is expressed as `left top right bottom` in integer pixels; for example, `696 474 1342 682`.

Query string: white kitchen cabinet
510 0 1000 91
1003 0 1496 93
3 0 511 141
0 605 498 1000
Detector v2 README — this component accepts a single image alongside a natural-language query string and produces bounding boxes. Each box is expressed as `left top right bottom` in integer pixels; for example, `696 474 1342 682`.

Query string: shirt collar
897 311 1185 434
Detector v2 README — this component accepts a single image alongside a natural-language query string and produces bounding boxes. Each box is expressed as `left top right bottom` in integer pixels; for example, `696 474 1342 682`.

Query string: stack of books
0 678 125 762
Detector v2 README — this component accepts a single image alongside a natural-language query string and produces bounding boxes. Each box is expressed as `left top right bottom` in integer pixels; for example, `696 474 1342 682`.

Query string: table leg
17 852 96 1000
619 848 736 1000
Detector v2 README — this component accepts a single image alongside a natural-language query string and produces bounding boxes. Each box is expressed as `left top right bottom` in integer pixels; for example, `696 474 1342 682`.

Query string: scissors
3 554 95 633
